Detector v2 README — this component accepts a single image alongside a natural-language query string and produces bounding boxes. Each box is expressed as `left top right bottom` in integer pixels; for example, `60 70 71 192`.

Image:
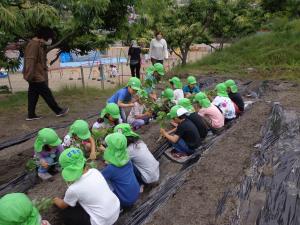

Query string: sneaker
56 107 69 117
26 115 42 121
38 172 53 180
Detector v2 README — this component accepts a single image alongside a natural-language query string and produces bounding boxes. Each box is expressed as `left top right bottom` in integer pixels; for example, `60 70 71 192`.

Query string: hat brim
52 137 62 147
189 81 197 85
77 130 91 140
111 113 120 119
157 71 164 76
34 139 43 152
230 85 238 93
131 86 141 91
62 165 84 182
218 92 229 97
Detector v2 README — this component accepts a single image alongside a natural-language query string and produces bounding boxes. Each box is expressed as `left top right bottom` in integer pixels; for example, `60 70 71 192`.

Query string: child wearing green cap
54 147 120 225
127 93 151 130
183 75 200 97
169 76 184 104
160 88 176 112
0 193 50 225
213 83 236 122
225 79 244 115
144 63 165 100
101 133 140 208
92 103 122 130
107 77 141 122
63 120 97 160
34 128 64 180
195 97 225 132
160 106 201 158
114 124 159 190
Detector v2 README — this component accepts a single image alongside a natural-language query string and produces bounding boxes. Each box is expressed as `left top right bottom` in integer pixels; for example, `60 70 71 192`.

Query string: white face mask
45 38 52 46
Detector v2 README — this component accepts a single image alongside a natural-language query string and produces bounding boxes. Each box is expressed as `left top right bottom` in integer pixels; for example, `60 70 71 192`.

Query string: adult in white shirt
54 147 120 225
149 31 169 65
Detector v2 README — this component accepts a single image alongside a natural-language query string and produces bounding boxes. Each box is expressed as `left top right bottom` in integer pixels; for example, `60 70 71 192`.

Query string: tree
0 0 134 71
162 0 218 65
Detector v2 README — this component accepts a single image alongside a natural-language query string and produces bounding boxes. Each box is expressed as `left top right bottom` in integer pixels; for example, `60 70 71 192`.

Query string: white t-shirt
149 38 168 60
212 96 236 119
64 169 120 225
173 89 184 104
127 140 159 183
127 102 145 124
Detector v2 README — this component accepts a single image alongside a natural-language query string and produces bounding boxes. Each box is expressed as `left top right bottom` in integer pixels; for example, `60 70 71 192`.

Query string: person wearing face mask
23 27 68 121
149 31 168 65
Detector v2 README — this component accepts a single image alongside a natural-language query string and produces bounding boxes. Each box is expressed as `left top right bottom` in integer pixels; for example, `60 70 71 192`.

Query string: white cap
177 108 188 117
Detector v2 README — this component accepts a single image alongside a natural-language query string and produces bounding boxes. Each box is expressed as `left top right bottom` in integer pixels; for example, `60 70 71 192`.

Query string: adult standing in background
127 40 141 78
23 27 68 121
149 31 168 65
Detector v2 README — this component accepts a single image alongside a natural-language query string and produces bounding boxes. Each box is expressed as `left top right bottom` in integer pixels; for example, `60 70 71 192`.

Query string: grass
173 19 300 82
0 85 118 113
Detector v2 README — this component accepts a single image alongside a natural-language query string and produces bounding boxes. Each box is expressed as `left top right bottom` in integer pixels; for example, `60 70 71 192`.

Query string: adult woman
127 40 142 78
149 31 168 65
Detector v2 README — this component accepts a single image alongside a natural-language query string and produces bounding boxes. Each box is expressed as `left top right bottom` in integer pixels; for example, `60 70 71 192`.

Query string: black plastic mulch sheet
232 104 300 225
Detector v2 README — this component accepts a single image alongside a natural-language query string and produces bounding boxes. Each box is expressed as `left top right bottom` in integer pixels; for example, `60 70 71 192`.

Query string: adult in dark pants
23 27 68 121
127 40 141 78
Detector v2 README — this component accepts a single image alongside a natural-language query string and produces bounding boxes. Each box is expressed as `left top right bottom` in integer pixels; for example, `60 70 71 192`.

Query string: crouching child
160 105 201 159
54 147 120 225
34 128 64 180
114 123 159 192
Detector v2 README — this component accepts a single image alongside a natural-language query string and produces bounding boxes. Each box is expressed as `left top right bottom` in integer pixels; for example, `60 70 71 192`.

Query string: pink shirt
198 104 224 128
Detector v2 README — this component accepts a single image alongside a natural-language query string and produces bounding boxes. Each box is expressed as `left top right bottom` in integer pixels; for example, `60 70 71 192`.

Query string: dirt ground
0 75 299 225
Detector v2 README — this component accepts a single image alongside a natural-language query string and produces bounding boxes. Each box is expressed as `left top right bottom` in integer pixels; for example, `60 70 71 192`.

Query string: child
183 75 200 97
179 98 208 140
127 91 151 130
160 105 201 158
212 83 236 122
92 103 122 130
34 128 64 180
107 77 141 122
63 120 97 160
0 193 50 225
144 63 165 100
54 147 120 225
114 123 159 191
169 76 184 104
101 133 140 208
110 64 118 78
195 96 225 133
225 79 244 115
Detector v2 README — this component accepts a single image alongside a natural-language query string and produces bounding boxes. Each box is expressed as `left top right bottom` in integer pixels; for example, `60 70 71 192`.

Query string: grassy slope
175 20 300 82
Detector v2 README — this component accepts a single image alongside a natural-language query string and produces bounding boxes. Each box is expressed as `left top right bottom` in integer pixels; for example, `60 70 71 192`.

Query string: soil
0 75 299 225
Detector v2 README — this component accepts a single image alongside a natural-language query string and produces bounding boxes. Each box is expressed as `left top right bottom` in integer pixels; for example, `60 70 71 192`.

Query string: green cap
100 103 120 119
103 133 129 167
0 193 40 225
59 147 86 182
187 76 197 85
225 79 238 93
216 83 229 97
34 128 62 152
161 88 174 100
127 77 141 91
169 76 183 89
194 92 208 103
114 123 139 138
200 98 211 108
69 120 91 140
167 105 188 119
137 89 148 98
153 63 164 76
178 98 194 112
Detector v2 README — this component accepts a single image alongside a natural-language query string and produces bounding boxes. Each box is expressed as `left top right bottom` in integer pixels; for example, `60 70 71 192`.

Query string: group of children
0 62 245 225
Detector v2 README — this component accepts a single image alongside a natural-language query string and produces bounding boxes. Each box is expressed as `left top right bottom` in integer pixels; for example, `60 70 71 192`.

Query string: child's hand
89 152 97 160
160 128 166 136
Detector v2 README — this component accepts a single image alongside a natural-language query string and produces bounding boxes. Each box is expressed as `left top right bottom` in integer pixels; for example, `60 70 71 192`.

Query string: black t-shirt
229 92 244 111
187 112 208 139
128 47 141 62
175 119 202 150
